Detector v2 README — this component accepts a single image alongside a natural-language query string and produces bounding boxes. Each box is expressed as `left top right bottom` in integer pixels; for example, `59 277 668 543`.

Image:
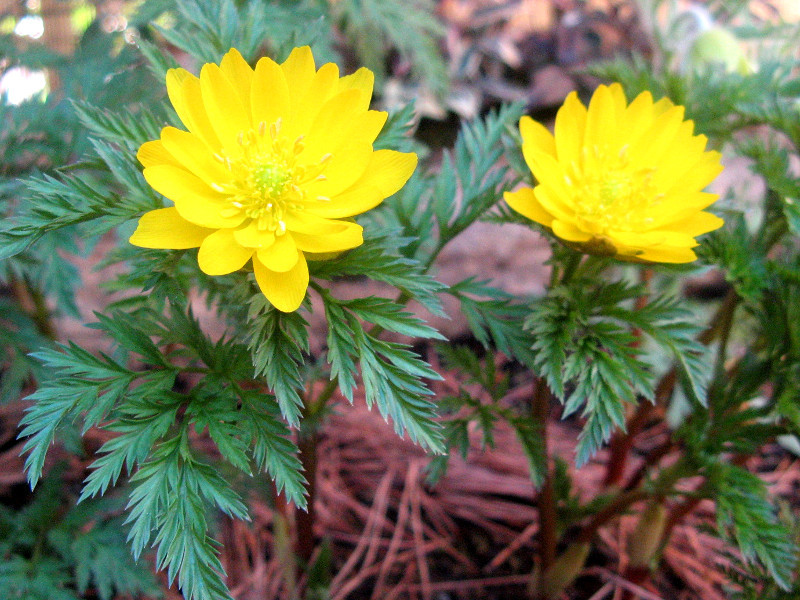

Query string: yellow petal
137 140 180 168
197 228 253 275
532 185 574 223
285 212 344 234
219 48 253 108
650 123 707 190
166 68 222 151
159 126 230 185
607 83 627 109
660 211 724 236
129 207 212 249
554 91 587 166
520 116 556 158
584 85 618 154
635 246 698 263
292 221 363 253
629 105 685 168
651 96 675 118
251 56 290 129
285 62 340 139
337 67 375 111
233 221 276 248
552 219 592 242
301 89 373 160
306 142 374 198
646 192 719 225
664 151 724 195
504 186 553 226
143 165 243 229
200 62 251 151
256 234 299 272
345 110 388 147
608 229 698 249
624 90 655 134
307 150 417 218
281 46 316 107
253 251 309 312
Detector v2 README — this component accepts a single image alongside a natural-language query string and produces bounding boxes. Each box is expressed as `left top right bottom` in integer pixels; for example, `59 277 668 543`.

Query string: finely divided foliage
526 279 710 465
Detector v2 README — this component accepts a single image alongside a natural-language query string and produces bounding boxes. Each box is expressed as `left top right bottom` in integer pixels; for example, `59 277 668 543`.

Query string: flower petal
660 211 724 236
634 246 698 263
302 89 373 160
584 85 618 155
664 151 724 195
257 233 299 272
159 126 230 185
307 150 417 218
609 229 698 249
629 105 686 168
624 90 655 134
166 68 221 151
553 91 586 164
552 219 592 242
197 228 253 275
504 186 554 226
306 142 374 198
253 251 309 312
233 221 276 248
532 184 574 223
520 116 556 158
219 48 253 108
285 62 340 139
292 220 363 253
138 140 180 168
251 56 290 128
281 46 316 105
200 62 251 151
129 207 212 249
337 67 375 111
143 165 244 229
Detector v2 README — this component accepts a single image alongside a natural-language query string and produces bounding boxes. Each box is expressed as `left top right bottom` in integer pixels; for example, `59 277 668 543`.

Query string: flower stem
295 423 318 566
532 379 557 576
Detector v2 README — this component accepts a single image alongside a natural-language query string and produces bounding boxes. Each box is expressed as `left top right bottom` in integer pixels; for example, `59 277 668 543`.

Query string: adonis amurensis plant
2 1 800 599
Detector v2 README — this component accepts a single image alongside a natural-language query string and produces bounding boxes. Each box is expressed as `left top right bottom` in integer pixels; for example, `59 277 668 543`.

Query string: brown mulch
211 388 798 600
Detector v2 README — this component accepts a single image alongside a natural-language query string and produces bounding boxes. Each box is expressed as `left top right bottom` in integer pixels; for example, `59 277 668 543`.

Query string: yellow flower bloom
504 83 724 263
130 47 417 311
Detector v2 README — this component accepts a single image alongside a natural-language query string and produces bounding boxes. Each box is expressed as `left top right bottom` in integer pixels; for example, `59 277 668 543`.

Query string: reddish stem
533 379 557 575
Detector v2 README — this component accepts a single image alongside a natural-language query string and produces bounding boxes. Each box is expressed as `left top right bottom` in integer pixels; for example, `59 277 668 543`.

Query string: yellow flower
130 47 417 312
504 83 724 263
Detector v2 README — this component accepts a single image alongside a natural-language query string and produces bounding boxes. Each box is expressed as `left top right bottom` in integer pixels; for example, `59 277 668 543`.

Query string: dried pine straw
2 385 797 600
215 384 799 600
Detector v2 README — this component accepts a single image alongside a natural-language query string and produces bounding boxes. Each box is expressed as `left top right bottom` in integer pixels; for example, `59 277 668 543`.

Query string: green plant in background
0 6 171 600
0 7 158 403
0 466 161 600
4 1 800 600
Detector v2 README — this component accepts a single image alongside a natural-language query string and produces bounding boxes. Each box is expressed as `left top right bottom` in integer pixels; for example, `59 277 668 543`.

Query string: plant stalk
532 379 557 577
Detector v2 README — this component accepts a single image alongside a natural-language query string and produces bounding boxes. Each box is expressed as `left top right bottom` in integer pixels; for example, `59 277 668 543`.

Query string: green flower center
252 162 293 200
211 119 333 234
